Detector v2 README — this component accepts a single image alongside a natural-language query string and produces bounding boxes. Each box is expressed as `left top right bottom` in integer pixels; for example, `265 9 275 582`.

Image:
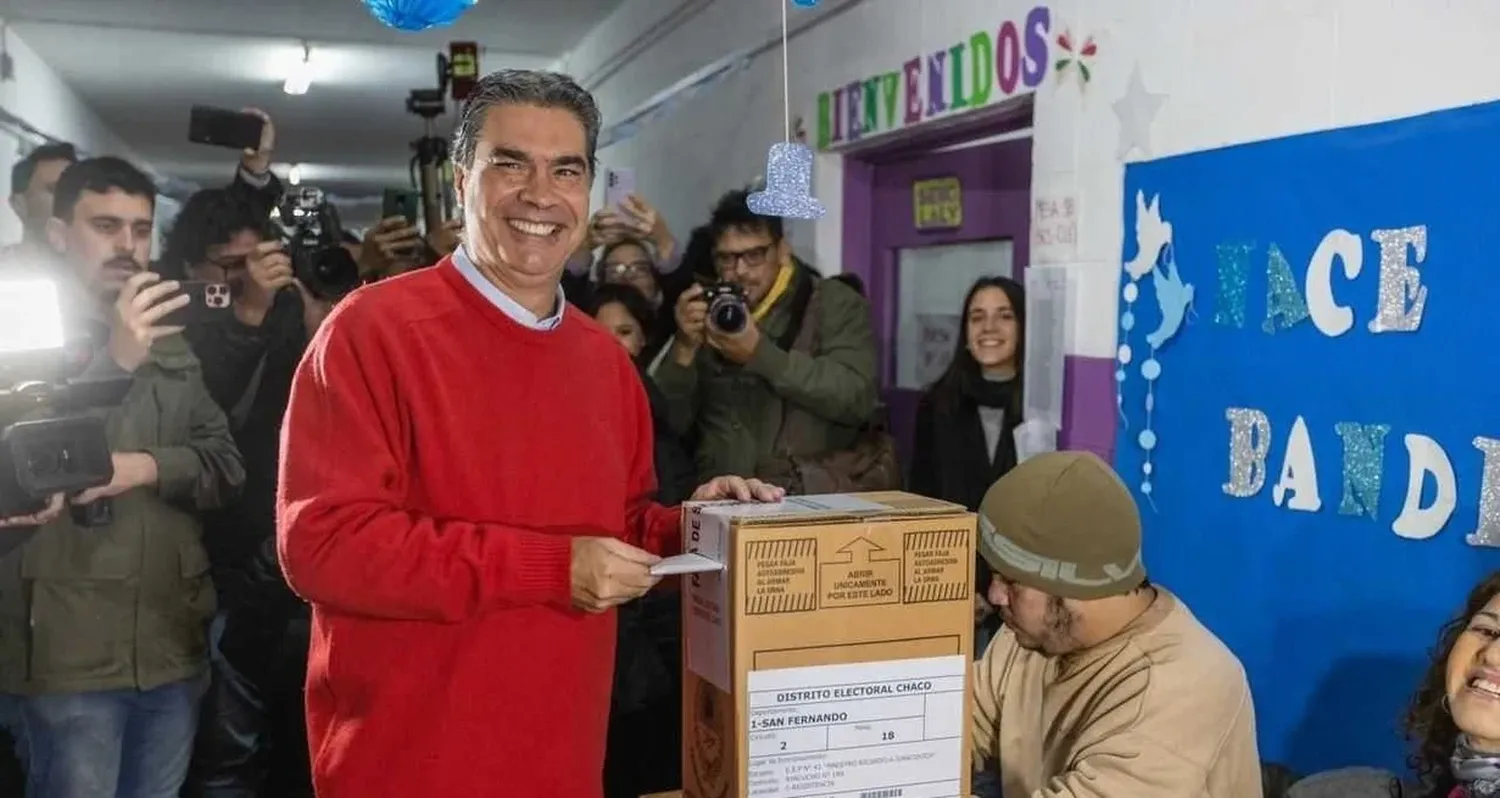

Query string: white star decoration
1112 64 1167 161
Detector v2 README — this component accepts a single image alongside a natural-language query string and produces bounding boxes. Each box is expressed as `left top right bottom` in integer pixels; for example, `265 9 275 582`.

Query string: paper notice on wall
746 655 967 797
1031 195 1079 263
1024 266 1070 429
684 505 731 691
915 313 961 387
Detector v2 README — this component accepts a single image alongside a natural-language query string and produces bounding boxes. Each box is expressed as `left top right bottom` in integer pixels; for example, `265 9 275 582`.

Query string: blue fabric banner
1115 100 1500 774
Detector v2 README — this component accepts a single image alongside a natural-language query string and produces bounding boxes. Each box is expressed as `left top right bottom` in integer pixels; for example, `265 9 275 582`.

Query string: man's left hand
73 453 158 505
707 317 761 365
691 476 785 503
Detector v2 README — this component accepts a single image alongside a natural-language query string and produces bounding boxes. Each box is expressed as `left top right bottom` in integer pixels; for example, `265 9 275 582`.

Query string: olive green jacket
0 333 245 694
654 270 879 482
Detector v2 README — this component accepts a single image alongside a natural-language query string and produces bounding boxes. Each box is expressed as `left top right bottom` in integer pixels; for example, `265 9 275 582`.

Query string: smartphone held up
158 281 233 327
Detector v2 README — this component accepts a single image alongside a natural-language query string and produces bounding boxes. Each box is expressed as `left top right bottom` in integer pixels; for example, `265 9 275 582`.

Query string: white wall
568 0 1500 357
558 0 834 266
0 23 159 247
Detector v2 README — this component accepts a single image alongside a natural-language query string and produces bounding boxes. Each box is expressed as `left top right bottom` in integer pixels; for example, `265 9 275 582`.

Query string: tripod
406 88 452 235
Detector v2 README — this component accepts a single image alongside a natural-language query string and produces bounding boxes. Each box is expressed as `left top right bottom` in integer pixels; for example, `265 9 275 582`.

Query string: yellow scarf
753 263 795 322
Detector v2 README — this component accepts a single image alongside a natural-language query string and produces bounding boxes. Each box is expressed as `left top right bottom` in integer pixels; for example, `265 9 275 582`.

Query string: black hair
599 237 655 266
158 187 272 279
586 281 656 333
51 156 156 222
708 188 783 247
930 275 1026 419
681 224 718 281
11 142 77 195
452 69 600 176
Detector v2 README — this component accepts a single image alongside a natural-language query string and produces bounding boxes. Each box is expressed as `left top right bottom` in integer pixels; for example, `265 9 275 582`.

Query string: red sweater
277 258 682 798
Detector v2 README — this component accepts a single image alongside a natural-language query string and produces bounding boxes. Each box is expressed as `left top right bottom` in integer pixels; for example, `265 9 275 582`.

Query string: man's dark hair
452 69 600 177
11 141 77 195
158 187 271 279
52 156 156 222
709 188 783 246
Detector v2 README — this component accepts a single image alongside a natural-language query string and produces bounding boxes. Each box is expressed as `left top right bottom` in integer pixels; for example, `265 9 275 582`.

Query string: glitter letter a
1262 243 1309 334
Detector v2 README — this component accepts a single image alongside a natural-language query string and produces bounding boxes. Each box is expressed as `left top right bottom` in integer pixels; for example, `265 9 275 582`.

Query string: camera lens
709 296 747 334
308 248 362 300
25 443 64 478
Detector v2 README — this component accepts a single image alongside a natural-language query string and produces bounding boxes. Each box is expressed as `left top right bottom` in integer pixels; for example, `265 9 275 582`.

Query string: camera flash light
0 279 65 355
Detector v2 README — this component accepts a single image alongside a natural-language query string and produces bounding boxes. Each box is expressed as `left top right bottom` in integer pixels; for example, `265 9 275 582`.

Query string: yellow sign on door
913 176 963 230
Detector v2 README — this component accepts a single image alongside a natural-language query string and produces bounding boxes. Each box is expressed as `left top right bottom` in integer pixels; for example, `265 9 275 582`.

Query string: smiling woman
1404 572 1500 797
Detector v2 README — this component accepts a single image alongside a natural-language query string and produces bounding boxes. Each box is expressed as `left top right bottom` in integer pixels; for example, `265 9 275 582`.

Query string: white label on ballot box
745 655 966 798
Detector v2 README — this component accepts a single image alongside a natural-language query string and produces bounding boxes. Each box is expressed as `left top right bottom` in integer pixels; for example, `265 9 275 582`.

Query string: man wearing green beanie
969 451 1262 796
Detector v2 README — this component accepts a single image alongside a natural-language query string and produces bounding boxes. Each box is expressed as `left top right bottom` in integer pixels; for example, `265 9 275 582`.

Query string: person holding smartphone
0 157 244 798
157 185 334 798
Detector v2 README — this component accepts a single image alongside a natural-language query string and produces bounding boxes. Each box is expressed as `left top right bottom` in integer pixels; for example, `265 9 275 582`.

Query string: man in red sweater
276 69 781 797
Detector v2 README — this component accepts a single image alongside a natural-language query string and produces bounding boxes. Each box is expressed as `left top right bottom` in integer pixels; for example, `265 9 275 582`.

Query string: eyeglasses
603 260 653 279
713 243 774 276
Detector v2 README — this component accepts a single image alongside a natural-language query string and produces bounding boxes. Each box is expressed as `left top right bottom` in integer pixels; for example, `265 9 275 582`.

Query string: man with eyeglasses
658 188 881 489
157 184 331 797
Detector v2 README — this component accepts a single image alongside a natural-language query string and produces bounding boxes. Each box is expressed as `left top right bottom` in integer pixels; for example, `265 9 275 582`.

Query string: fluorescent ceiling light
284 44 312 95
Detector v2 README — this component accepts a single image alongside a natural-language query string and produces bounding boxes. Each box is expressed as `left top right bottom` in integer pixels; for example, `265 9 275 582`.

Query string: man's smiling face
456 102 591 294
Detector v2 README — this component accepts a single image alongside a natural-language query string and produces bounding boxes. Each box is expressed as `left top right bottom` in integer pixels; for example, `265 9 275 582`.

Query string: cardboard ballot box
679 492 976 798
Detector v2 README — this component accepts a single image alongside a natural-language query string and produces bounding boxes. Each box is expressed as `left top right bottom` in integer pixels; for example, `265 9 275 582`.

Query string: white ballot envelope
650 552 725 576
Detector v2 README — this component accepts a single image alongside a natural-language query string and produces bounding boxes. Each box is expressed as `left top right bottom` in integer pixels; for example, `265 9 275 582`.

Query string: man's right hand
570 536 661 613
0 493 65 529
672 283 708 364
108 272 188 373
237 240 295 325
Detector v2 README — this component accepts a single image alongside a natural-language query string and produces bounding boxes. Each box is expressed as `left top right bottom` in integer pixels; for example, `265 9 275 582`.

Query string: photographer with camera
158 185 333 797
0 157 244 797
656 189 887 492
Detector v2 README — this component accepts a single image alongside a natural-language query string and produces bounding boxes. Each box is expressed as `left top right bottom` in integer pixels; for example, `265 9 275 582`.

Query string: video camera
273 186 362 301
0 277 127 528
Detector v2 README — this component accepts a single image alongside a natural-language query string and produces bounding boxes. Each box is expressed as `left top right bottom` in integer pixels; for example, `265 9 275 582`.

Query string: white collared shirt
451 245 566 331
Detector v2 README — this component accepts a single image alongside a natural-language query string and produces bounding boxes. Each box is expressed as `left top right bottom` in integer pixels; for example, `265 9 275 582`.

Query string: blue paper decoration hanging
749 0 825 220
362 0 477 32
1117 190 1196 508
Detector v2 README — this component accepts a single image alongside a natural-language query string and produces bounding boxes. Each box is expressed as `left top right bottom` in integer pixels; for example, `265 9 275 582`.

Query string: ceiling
0 0 625 211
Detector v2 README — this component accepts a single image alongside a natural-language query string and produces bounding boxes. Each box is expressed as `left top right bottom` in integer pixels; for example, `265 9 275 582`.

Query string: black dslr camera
274 186 362 301
701 282 750 335
0 277 128 534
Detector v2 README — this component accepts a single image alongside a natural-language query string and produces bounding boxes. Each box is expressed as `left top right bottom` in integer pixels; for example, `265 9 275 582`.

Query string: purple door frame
836 97 1117 465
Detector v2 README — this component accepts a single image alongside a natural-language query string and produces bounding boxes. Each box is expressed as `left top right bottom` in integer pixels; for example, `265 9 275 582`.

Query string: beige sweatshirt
971 589 1262 797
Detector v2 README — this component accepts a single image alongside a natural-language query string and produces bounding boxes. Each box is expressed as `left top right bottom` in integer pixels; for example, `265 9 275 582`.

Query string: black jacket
611 366 693 716
642 364 695 506
908 389 1018 591
183 289 309 626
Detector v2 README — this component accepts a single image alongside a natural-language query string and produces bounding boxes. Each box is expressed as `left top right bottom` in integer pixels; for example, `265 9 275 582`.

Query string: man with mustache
970 451 1261 797
276 69 782 798
0 156 244 797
